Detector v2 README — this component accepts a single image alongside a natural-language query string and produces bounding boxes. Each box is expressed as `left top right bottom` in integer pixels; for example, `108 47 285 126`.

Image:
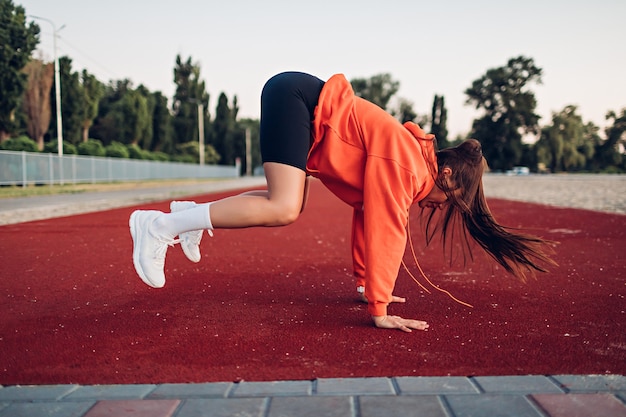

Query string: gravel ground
482 173 626 215
0 174 624 226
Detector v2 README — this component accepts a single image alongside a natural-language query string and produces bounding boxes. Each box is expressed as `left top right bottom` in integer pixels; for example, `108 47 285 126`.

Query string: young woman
130 72 555 332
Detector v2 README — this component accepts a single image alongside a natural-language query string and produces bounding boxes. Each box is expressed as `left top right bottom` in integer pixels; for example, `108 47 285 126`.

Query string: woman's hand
372 315 429 333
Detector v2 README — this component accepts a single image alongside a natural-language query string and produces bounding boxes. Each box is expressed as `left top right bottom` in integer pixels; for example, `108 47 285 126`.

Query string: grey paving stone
0 385 78 402
231 380 312 397
147 382 232 399
359 395 447 417
473 376 563 394
84 399 181 417
395 376 479 395
268 396 351 417
0 401 94 417
316 377 395 396
552 375 626 392
176 398 266 417
445 394 544 417
62 384 156 400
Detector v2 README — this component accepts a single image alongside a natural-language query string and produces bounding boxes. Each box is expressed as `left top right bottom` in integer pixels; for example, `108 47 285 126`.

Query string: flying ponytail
424 139 557 280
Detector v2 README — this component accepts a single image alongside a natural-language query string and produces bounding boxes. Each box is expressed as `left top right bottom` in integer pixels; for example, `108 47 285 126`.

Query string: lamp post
197 102 205 166
244 127 251 176
188 99 205 165
30 15 64 157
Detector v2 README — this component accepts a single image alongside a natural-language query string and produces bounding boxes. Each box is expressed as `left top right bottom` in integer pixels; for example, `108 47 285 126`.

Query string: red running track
1 180 624 384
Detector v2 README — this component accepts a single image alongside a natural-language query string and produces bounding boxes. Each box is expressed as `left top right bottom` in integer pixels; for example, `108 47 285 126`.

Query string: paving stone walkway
1 375 625 417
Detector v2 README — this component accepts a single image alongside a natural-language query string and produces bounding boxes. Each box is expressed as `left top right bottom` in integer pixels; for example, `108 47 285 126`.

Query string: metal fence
0 151 239 186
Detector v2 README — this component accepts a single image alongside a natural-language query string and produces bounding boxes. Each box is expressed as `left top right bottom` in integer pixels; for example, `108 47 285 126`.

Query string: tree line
2 0 624 173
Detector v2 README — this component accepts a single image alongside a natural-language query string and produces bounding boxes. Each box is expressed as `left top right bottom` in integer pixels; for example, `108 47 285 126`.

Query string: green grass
0 179 220 199
0 184 93 198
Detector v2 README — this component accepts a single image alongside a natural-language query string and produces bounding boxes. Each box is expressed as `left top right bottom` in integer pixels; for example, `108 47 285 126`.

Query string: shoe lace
153 236 179 266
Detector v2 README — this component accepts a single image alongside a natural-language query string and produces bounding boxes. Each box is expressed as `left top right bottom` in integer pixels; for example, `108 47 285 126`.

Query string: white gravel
482 173 625 215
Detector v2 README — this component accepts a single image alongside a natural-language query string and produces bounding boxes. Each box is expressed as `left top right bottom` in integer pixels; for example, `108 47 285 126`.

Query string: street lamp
30 15 65 157
188 99 205 165
197 102 205 166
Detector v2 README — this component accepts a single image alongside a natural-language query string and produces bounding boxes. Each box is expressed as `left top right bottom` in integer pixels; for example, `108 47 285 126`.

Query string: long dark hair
424 139 556 280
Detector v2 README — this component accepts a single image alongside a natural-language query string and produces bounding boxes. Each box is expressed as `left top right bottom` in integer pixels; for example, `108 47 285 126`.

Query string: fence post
72 154 77 185
21 151 27 188
59 154 64 186
49 152 53 186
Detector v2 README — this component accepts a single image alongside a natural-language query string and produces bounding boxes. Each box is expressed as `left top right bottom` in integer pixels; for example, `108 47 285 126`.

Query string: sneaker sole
180 241 201 263
129 211 164 288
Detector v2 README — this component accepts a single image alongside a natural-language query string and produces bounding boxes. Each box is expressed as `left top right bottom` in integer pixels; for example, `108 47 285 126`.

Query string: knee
271 204 301 226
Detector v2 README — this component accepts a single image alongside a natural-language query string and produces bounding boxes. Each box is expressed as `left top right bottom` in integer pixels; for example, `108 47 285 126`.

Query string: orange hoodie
306 74 438 317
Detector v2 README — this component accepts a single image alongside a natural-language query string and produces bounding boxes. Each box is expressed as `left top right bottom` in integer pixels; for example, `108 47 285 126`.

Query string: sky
17 0 626 140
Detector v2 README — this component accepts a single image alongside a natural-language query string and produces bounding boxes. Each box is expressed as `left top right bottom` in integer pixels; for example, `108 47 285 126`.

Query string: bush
125 144 167 161
126 144 145 160
205 144 221 164
170 154 197 164
174 141 221 165
105 141 129 158
44 139 77 155
151 151 170 161
0 135 38 152
175 141 199 163
77 139 106 157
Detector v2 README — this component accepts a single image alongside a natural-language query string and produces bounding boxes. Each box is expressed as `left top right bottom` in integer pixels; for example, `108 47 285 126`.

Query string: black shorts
260 72 325 171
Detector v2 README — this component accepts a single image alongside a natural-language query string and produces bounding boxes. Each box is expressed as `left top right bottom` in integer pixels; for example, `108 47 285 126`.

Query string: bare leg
209 162 307 228
238 176 310 213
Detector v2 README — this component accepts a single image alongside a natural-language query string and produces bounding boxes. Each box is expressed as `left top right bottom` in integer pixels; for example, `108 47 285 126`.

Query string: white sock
154 203 213 238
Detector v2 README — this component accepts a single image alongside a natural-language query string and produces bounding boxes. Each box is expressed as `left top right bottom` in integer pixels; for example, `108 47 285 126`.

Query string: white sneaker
129 210 177 288
169 201 212 263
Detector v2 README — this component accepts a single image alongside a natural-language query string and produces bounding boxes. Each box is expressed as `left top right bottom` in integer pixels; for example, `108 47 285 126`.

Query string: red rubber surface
1 180 624 384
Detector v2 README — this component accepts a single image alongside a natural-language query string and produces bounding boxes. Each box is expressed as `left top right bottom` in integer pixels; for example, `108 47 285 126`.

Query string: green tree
431 95 449 148
49 56 83 144
172 55 210 147
150 91 173 153
591 109 626 172
397 98 418 124
465 56 542 171
0 0 40 140
212 92 235 165
90 79 128 145
90 79 151 147
535 105 592 172
116 88 150 145
79 69 104 142
135 84 155 150
350 73 399 111
21 59 53 149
